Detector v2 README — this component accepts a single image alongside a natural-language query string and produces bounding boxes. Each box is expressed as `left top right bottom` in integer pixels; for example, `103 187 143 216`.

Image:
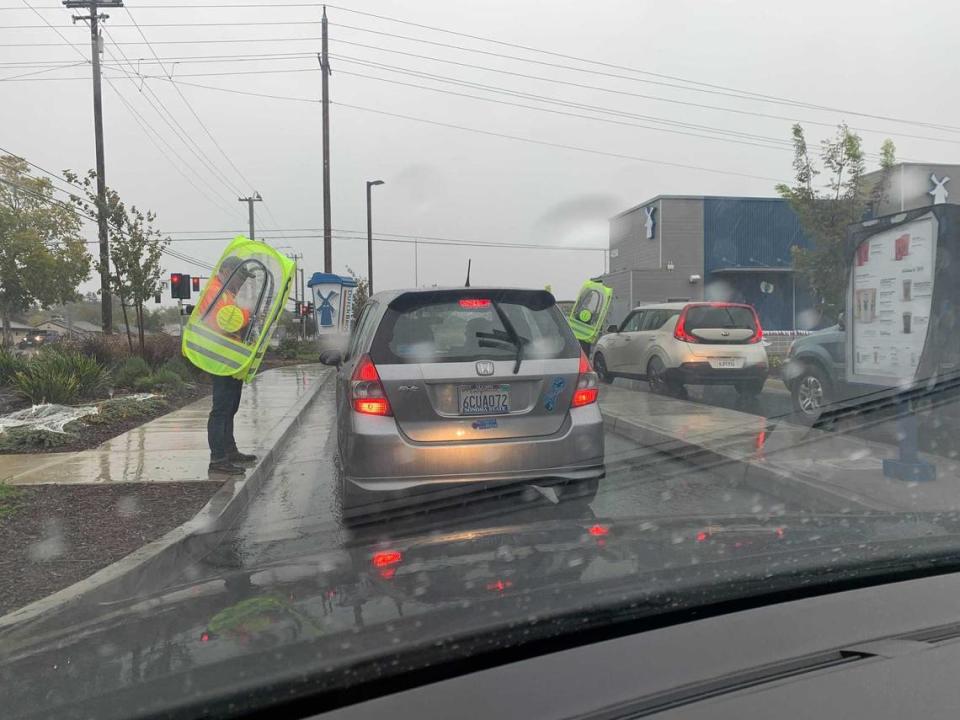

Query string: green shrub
85 395 169 426
275 337 318 361
34 348 110 399
160 356 193 382
0 427 74 452
133 369 186 395
11 348 110 404
113 357 151 388
12 367 81 404
0 349 26 387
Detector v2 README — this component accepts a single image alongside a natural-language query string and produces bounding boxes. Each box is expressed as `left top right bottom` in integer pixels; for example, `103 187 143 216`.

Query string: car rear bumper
340 404 604 493
666 363 768 386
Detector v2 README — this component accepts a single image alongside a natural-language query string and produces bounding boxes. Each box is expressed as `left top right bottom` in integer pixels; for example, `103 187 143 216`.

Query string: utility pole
319 6 332 272
65 0 123 335
238 192 262 241
366 179 384 293
300 267 307 338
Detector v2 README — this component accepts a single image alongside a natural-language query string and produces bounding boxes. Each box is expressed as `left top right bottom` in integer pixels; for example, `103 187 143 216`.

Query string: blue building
602 195 815 330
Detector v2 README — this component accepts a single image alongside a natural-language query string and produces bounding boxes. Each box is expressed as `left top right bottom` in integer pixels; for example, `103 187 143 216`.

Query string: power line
0 60 86 81
124 4 256 195
101 73 241 218
139 76 787 183
100 27 247 201
76 39 960 151
324 6 960 135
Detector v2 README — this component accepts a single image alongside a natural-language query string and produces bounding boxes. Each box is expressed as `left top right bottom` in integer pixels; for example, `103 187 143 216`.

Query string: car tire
648 357 685 397
647 357 668 394
790 364 831 422
594 352 613 384
736 380 765 398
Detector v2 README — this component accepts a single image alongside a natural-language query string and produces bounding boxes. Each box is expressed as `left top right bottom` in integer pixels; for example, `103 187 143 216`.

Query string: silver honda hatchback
320 288 605 522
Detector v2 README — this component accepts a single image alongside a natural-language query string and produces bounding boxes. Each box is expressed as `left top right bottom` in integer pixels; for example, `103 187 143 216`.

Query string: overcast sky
2 0 956 305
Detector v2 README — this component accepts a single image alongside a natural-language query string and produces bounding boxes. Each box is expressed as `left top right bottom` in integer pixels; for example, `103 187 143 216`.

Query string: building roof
611 194 790 220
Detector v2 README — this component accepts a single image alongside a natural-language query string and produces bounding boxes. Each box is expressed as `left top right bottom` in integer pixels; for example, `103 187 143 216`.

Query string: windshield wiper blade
489 302 525 374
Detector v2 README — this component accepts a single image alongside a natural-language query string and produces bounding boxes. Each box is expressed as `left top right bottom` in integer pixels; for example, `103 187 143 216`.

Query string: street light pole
366 179 384 294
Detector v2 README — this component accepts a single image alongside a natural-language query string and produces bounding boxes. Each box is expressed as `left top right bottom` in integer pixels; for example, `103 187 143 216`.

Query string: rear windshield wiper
482 304 527 374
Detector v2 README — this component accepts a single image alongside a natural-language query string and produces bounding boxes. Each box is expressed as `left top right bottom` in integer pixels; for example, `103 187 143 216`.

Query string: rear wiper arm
488 303 526 374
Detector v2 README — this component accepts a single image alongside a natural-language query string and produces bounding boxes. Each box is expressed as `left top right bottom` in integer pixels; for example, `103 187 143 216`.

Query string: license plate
458 384 511 415
710 357 744 369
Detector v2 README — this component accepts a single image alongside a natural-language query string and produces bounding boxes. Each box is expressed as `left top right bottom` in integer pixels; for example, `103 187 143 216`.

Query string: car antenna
465 258 472 288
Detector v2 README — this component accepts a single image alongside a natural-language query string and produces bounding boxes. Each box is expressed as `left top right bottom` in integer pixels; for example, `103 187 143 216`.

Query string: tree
345 266 369 329
65 170 169 355
0 155 90 347
776 124 896 317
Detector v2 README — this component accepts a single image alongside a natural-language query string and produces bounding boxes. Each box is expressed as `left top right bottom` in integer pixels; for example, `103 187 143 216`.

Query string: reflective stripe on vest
183 321 250 375
183 340 244 370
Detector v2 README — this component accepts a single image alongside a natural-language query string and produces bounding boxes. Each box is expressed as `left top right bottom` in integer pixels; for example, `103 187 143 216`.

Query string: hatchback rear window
371 291 579 364
684 304 757 331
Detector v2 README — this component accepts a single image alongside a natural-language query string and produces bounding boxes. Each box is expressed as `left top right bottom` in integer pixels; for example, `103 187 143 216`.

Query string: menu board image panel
851 215 936 382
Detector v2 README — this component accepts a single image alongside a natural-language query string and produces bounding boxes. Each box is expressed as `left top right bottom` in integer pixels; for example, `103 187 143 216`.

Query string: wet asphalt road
203 381 792 573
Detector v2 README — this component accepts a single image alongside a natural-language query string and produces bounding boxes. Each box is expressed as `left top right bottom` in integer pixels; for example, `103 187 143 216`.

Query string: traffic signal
305 302 315 317
294 300 301 316
191 276 201 292
170 273 192 300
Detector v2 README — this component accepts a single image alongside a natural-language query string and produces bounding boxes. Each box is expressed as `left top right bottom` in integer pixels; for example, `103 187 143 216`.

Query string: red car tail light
572 350 599 407
673 306 699 343
351 355 392 416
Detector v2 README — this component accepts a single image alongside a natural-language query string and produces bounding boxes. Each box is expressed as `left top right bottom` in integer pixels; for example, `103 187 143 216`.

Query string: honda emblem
721 330 730 337
476 361 495 376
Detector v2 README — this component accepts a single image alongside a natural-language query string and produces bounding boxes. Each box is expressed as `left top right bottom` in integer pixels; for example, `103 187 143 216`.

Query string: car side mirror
319 349 343 367
607 324 619 333
837 312 846 331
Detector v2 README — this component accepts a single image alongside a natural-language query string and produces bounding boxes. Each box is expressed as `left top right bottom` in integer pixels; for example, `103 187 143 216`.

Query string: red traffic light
170 272 182 287
192 276 201 292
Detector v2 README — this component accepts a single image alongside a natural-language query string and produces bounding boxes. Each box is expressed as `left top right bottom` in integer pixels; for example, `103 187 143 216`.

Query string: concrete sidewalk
600 385 960 513
1 364 330 486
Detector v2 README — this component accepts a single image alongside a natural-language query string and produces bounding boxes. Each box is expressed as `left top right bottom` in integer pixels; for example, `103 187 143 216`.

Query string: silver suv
321 288 605 523
592 302 768 397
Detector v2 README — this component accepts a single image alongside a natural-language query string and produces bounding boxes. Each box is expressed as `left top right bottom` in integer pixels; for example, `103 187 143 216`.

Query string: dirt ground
0 482 219 616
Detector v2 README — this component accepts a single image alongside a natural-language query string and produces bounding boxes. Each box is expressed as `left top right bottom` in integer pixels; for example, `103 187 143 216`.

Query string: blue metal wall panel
702 198 811 273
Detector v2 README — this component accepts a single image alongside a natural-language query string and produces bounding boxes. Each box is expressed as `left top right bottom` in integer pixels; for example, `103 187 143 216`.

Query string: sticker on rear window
544 377 566 412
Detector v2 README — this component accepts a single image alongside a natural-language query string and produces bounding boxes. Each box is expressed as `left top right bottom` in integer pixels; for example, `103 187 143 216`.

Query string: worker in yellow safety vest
200 256 258 475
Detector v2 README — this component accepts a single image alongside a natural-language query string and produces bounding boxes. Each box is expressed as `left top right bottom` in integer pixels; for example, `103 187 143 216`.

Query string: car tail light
371 549 402 568
587 524 609 536
459 298 491 308
486 579 513 592
351 355 392 416
572 350 598 407
673 306 700 343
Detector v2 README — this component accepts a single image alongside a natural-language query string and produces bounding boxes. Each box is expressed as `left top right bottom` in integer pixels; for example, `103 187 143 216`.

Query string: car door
606 310 645 372
635 310 679 374
622 309 664 376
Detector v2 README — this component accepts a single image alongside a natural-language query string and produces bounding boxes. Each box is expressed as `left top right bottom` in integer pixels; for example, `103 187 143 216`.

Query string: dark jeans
208 374 243 461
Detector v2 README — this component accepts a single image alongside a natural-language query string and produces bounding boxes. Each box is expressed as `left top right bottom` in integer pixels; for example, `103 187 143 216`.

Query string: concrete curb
602 411 892 513
0 367 334 633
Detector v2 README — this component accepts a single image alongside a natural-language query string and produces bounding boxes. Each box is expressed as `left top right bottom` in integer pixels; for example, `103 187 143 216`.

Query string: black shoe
227 450 258 464
208 459 246 475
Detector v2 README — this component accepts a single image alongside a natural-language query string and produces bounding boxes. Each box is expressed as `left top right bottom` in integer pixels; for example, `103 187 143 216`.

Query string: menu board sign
850 215 936 382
